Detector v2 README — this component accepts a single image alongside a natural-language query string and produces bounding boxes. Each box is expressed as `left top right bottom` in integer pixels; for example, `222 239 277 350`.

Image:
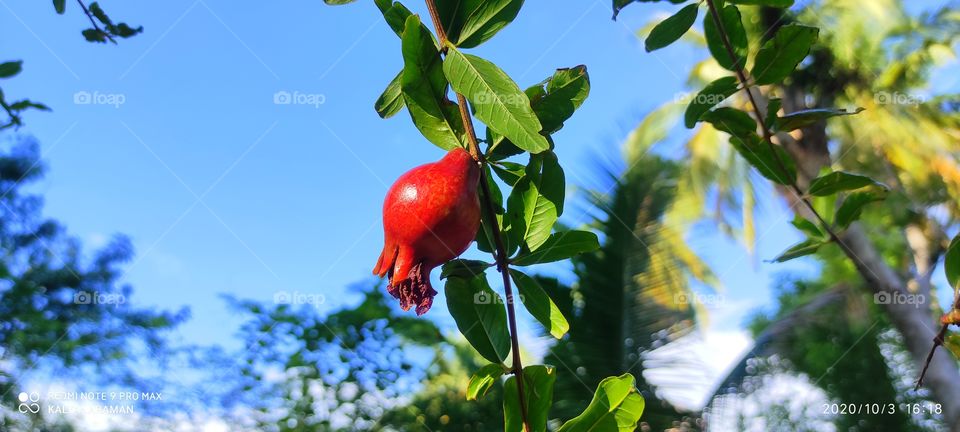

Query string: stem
703 0 945 387
422 1 531 430
76 0 117 44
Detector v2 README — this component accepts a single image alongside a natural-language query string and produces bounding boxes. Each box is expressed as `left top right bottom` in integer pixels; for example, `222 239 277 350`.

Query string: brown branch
422 1 531 430
917 286 960 389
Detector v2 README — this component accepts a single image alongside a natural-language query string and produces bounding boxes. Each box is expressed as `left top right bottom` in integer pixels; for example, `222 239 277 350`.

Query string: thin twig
76 0 117 44
422 1 531 430
917 285 960 389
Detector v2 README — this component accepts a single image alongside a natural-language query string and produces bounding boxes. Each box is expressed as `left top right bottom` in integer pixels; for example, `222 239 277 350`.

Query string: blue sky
3 0 947 392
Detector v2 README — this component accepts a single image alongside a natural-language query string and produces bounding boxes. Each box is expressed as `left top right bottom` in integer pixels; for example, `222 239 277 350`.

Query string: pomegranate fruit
373 147 481 315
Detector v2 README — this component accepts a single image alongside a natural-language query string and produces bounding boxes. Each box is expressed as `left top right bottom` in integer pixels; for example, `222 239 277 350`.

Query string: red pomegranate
373 148 481 315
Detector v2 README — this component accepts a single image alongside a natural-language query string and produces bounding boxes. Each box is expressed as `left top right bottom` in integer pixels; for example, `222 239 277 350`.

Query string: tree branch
422 2 531 430
76 0 117 44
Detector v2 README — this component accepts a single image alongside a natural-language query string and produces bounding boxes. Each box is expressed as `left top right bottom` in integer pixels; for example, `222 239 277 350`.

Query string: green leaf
509 269 569 339
443 44 549 153
684 76 739 128
645 4 699 52
445 276 511 363
512 230 599 266
703 4 747 71
765 97 782 129
374 0 412 37
701 107 755 137
751 24 818 86
400 16 466 151
506 152 565 252
82 29 108 43
491 161 526 186
467 363 506 401
945 234 960 290
771 238 825 263
440 259 493 280
791 215 823 239
88 2 112 26
436 0 524 48
835 189 888 230
807 171 884 197
53 0 66 14
504 365 556 432
0 61 23 79
557 374 645 432
728 133 796 185
375 71 404 119
527 65 591 134
8 100 50 112
774 107 865 132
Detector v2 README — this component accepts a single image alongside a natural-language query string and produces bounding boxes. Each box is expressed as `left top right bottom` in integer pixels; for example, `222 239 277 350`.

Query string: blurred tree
0 135 187 430
543 155 716 431
626 0 960 427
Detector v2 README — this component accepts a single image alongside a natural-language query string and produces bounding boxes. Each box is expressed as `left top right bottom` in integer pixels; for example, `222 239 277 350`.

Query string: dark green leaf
645 4 699 52
510 270 569 338
506 151 565 252
751 24 818 85
774 107 865 132
527 65 590 134
945 234 960 290
112 23 142 39
0 61 23 79
440 259 493 280
765 97 782 129
557 374 645 432
375 71 404 119
504 365 556 432
400 16 466 150
53 0 66 14
771 238 824 263
88 2 112 27
684 76 739 128
8 100 50 112
701 107 755 137
467 363 506 401
808 171 884 197
444 44 549 153
791 215 823 239
491 161 525 186
704 4 747 71
445 276 511 363
512 230 599 266
375 0 412 37
728 133 796 185
82 29 108 43
436 0 524 48
835 189 887 230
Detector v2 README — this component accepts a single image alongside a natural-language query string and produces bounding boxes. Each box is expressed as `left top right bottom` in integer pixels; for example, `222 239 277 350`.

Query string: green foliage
375 71 404 119
771 238 826 262
945 234 960 290
645 3 699 52
751 24 819 85
504 365 556 432
82 2 143 43
834 189 887 230
511 230 599 266
808 171 885 197
557 374 645 432
436 0 524 48
441 259 494 279
505 151 565 252
444 44 549 153
468 363 507 401
509 269 569 339
704 4 747 70
400 15 466 150
445 275 512 364
728 133 796 185
684 76 739 128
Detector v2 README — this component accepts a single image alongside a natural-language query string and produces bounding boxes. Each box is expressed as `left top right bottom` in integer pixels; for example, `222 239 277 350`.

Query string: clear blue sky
2 0 944 357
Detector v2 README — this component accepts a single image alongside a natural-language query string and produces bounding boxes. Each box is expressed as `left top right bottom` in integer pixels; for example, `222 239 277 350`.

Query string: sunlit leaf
509 269 570 338
504 365 555 432
445 276 511 363
467 363 506 401
771 238 825 262
684 76 739 128
645 4 699 52
751 24 819 85
557 374 645 432
375 71 404 119
437 0 524 48
506 152 565 252
511 230 599 266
